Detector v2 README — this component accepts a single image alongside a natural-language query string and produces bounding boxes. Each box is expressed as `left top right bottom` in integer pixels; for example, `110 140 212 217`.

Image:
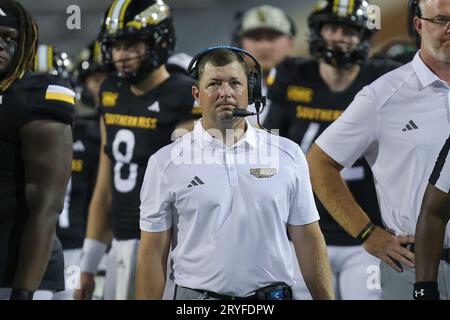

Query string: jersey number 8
112 129 138 193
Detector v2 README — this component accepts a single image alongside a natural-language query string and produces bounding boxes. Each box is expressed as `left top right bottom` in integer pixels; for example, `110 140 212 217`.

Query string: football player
74 0 198 300
0 0 74 300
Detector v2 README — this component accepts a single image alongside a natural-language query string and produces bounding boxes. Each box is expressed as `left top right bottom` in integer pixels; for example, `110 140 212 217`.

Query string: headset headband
187 45 262 80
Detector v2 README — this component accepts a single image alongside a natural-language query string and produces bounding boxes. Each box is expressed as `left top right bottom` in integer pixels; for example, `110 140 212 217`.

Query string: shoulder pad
21 72 75 124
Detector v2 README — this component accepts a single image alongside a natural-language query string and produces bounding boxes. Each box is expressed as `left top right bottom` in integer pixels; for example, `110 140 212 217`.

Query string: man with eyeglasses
307 0 450 299
264 0 398 300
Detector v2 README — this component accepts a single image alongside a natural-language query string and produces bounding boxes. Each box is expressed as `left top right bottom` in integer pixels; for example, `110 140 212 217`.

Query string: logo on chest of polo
402 120 419 132
187 176 204 188
249 168 277 178
104 113 158 129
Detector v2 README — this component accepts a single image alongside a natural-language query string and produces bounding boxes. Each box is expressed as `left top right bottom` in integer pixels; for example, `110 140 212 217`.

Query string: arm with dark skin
13 120 72 290
415 183 450 282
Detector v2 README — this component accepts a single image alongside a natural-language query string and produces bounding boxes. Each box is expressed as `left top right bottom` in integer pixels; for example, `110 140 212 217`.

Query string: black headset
408 0 421 47
409 0 422 17
187 45 265 107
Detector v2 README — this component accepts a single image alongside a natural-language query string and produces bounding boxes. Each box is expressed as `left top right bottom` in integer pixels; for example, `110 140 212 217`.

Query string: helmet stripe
338 0 350 16
108 0 126 32
47 45 53 70
111 0 126 25
107 0 119 25
348 0 355 15
119 0 132 29
333 0 340 14
94 41 102 65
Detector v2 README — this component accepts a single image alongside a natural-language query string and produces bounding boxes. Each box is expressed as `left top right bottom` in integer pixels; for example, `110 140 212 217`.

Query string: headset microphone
232 96 267 130
232 100 267 133
232 108 257 117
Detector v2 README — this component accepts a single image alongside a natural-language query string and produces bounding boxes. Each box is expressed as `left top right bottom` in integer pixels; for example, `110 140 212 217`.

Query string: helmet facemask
308 0 375 69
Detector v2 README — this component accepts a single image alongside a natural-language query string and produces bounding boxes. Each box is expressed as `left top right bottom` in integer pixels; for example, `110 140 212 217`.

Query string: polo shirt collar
193 118 258 150
413 51 448 88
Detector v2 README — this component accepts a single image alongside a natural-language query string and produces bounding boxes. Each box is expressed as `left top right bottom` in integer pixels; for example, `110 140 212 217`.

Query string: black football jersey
99 73 198 240
56 115 100 250
0 72 75 287
266 58 399 245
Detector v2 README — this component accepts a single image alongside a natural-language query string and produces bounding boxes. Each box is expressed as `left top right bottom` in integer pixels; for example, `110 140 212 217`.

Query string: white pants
292 244 382 300
103 238 175 300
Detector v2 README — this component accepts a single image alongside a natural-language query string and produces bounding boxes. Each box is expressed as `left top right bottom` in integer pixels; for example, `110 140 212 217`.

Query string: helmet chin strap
322 48 360 70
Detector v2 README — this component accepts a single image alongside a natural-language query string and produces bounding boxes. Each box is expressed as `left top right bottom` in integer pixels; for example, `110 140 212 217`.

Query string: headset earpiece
188 67 198 80
408 0 421 18
414 0 422 17
247 72 256 104
407 0 421 48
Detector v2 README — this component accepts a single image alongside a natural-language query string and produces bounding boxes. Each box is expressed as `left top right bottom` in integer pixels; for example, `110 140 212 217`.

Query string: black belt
176 285 256 300
406 244 450 263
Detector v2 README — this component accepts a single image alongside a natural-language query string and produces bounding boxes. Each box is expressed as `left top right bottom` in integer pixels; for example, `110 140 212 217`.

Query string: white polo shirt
316 51 450 246
140 120 319 296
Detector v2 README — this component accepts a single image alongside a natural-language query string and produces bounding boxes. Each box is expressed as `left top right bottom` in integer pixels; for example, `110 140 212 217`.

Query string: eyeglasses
419 15 450 27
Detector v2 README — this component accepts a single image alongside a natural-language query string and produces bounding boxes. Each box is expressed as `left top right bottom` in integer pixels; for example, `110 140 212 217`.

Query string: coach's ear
192 85 200 104
414 16 422 36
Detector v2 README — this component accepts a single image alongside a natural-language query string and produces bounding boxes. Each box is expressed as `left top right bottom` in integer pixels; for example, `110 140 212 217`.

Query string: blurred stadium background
21 0 413 60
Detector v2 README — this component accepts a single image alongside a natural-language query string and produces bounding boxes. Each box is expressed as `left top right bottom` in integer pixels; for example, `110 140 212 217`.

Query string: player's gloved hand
73 272 95 300
362 226 415 272
413 281 439 300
